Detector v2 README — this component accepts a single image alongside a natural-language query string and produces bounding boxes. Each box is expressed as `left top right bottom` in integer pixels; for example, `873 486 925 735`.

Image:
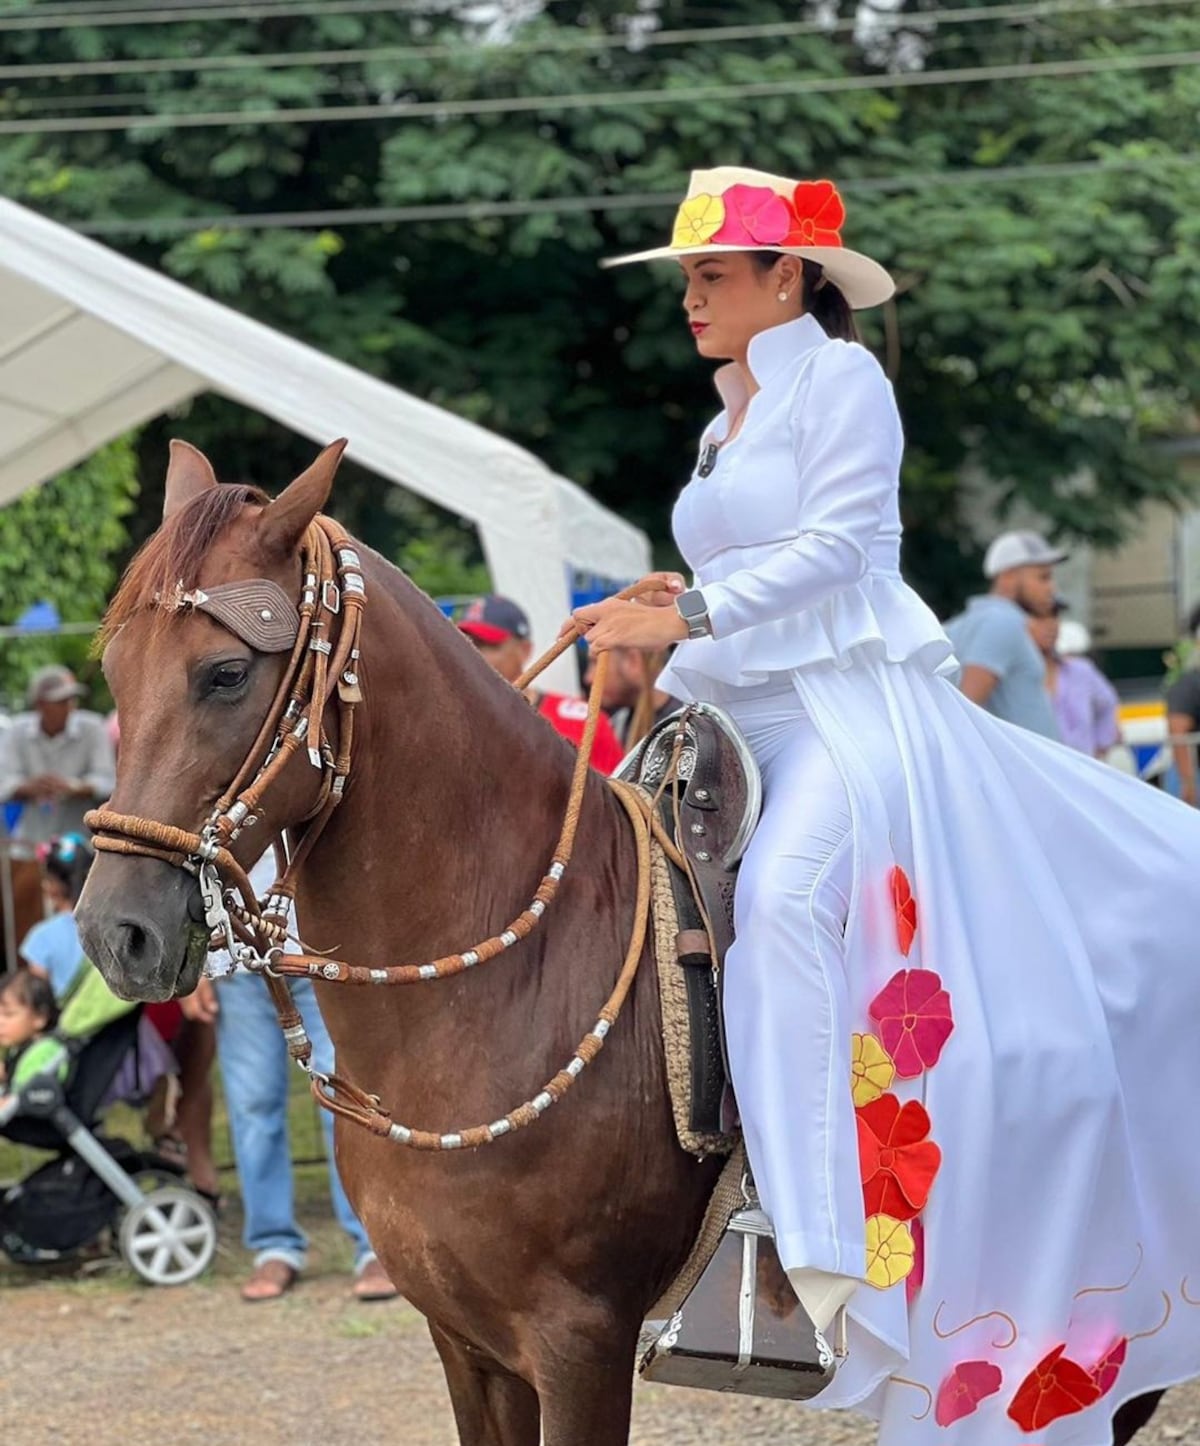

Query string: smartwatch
675 589 714 640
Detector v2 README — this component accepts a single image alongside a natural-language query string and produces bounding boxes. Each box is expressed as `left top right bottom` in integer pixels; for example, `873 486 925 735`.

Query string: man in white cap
943 530 1067 739
0 664 115 844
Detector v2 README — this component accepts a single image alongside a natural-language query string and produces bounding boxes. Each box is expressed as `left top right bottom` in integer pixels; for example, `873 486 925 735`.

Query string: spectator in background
457 595 625 773
0 665 115 844
584 645 680 753
1028 608 1121 758
1165 604 1200 806
181 851 397 1303
21 833 220 1205
943 530 1066 739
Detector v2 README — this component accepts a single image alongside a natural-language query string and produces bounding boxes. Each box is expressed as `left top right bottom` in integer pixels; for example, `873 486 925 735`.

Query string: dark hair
750 253 859 343
40 835 93 905
0 970 60 1030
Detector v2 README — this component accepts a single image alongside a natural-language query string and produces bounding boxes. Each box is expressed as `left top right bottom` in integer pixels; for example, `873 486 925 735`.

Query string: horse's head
76 438 348 1001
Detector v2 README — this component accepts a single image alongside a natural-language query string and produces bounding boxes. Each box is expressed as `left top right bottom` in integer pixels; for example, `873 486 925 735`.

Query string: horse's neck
294 553 600 966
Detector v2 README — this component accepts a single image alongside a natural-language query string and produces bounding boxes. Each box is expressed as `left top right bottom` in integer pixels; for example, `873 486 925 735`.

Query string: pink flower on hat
784 179 846 247
711 184 795 247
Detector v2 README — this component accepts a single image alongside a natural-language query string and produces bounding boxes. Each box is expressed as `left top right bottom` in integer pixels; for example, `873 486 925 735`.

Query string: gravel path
2 1267 1198 1445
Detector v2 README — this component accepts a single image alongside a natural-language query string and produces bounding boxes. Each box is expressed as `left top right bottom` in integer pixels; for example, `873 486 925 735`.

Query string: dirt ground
3 1229 1199 1446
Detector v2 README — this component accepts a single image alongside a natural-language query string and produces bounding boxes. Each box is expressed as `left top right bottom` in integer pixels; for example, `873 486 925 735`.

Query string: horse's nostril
117 918 150 962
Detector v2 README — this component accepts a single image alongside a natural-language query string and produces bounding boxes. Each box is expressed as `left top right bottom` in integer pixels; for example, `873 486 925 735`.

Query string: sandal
241 1259 298 1303
352 1256 399 1302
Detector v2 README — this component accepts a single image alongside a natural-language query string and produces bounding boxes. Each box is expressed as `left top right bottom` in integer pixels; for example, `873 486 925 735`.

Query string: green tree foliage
0 436 139 707
2 1 1197 615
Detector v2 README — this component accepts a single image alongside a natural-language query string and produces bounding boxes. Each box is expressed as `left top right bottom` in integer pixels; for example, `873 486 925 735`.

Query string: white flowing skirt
706 656 1200 1445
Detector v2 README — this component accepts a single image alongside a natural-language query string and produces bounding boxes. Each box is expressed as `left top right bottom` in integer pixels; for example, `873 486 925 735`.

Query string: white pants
722 686 863 1322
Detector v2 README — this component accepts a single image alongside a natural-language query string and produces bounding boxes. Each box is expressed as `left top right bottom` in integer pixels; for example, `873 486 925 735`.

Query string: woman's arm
700 344 902 639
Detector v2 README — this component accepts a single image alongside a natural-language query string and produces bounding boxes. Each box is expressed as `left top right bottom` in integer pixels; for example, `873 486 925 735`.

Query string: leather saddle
617 703 761 1137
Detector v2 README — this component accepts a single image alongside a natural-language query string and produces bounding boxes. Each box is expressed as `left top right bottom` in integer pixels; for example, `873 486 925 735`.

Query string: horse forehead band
159 579 301 652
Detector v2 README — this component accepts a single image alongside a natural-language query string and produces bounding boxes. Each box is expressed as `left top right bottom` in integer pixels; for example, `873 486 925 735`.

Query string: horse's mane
98 484 269 648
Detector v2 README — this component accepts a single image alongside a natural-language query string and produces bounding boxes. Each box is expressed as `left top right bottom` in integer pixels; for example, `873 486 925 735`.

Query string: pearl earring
777 290 789 302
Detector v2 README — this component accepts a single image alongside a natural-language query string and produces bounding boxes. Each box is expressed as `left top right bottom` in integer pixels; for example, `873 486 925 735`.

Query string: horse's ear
258 439 349 559
163 440 218 520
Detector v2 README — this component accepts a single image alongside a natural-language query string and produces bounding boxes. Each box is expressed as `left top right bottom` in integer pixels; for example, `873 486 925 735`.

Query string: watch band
676 589 713 640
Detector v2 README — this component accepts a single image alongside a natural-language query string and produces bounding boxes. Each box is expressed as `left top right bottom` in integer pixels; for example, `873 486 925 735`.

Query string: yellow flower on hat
671 192 725 249
851 1032 895 1107
865 1213 916 1290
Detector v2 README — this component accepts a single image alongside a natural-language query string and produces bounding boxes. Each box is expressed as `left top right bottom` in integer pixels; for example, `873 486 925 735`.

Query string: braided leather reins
87 518 666 1150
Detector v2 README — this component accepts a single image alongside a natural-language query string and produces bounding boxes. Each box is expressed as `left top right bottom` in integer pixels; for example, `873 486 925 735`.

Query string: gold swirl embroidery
932 1301 1018 1350
891 1376 933 1421
1073 1243 1144 1301
1181 1277 1200 1307
1127 1291 1173 1344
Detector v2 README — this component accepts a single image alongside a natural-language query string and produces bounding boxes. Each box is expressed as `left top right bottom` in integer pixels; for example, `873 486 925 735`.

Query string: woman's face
679 252 802 363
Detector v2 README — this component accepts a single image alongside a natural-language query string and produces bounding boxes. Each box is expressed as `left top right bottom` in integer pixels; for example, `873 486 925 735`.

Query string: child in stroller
0 966 217 1285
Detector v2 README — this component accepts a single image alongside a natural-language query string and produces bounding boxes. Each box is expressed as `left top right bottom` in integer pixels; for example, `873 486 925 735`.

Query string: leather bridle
87 520 664 1150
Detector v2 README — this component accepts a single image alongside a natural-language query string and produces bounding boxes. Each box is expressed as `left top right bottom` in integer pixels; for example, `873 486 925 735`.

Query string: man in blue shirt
944 531 1066 740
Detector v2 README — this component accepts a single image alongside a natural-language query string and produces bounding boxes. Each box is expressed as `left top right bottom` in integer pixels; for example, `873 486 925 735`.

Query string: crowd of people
0 556 1182 1299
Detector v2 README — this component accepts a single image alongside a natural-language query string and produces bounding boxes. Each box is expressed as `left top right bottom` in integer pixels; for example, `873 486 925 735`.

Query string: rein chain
87 518 666 1151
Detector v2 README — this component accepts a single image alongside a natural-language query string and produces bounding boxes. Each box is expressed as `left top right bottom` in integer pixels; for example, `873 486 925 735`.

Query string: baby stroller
0 966 217 1285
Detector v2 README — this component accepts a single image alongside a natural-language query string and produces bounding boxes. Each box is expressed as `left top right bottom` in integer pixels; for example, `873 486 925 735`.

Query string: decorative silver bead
461 950 480 967
370 968 388 983
529 899 546 917
488 1119 511 1138
549 861 566 881
418 964 439 980
566 1056 585 1078
594 1019 611 1039
696 850 712 862
690 823 705 835
500 930 517 948
694 788 710 801
439 1133 464 1150
388 1123 412 1144
322 962 340 980
532 1092 554 1113
260 608 273 621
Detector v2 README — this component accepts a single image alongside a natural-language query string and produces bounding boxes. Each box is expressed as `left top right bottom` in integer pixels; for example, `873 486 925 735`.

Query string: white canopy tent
0 199 651 690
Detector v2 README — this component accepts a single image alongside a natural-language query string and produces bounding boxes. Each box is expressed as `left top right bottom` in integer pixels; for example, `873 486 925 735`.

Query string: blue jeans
215 970 374 1272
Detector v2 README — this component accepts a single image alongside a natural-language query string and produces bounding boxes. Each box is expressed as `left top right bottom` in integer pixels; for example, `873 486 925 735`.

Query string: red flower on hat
935 1361 1004 1427
868 969 954 1079
711 184 796 247
783 179 846 248
856 1093 942 1222
890 865 918 957
1007 1345 1102 1432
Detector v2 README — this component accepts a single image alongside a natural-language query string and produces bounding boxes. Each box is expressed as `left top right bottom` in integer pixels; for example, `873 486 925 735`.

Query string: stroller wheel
119 1186 217 1286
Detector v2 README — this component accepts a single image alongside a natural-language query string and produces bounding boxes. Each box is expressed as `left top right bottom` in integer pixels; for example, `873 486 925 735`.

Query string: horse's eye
210 661 249 692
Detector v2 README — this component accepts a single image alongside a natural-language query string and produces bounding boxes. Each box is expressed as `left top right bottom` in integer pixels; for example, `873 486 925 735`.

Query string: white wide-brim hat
602 165 895 311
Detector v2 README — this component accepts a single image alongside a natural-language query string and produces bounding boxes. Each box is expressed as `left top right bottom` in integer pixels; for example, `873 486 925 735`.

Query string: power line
0 0 1184 79
3 47 1196 137
0 0 460 30
70 151 1200 236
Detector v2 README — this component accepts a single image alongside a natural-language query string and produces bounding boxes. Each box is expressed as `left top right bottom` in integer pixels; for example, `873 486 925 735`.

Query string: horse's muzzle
77 855 209 1003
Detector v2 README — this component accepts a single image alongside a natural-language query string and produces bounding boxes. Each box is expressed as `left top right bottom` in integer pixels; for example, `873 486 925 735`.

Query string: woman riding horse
76 166 1199 1446
575 165 1200 1442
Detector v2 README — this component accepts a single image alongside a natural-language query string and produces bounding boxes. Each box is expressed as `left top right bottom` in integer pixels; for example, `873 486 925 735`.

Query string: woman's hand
634 571 687 608
571 596 688 653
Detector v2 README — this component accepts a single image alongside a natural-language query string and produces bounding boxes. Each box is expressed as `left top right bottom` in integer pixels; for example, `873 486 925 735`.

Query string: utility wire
0 0 1185 77
71 150 1200 236
2 48 1196 137
0 0 515 30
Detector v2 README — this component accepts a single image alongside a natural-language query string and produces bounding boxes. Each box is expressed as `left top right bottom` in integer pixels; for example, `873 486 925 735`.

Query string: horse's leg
428 1322 541 1446
1113 1390 1165 1445
534 1316 638 1446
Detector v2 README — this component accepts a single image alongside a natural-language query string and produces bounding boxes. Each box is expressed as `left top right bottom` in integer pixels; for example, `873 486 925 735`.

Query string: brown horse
2 849 45 970
76 442 721 1444
76 443 1163 1446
